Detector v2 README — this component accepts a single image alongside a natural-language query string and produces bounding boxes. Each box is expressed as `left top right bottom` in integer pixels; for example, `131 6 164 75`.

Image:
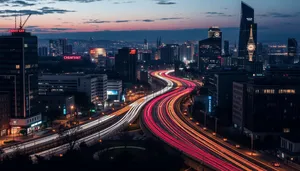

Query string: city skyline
0 0 299 35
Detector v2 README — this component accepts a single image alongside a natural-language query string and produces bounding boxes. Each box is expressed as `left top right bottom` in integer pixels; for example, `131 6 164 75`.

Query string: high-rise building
179 42 195 61
160 44 179 64
207 69 248 125
38 46 48 56
287 38 298 64
144 38 148 50
233 78 300 140
0 30 41 134
198 35 222 69
49 39 59 56
0 92 10 136
238 2 257 66
66 44 73 55
115 47 138 83
89 48 107 65
49 39 68 56
59 38 68 55
208 26 222 39
156 37 162 48
39 74 108 104
224 40 230 56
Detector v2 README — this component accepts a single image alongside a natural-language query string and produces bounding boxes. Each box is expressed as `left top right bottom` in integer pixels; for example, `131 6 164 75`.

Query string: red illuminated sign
9 29 25 33
63 56 81 60
90 50 96 54
129 49 137 55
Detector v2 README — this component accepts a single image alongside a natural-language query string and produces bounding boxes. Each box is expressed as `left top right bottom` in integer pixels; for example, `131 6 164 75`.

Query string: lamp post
70 105 74 127
70 105 74 115
250 133 254 155
214 118 218 134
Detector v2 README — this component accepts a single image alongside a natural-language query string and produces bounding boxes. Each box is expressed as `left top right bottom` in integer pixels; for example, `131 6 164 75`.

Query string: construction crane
19 14 32 30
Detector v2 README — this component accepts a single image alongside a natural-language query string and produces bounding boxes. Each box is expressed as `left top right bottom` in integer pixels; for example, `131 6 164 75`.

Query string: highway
142 70 287 171
30 70 174 158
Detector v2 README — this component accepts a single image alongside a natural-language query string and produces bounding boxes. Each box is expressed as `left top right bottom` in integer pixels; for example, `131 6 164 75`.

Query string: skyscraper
59 38 68 55
179 42 195 61
160 44 179 64
208 26 222 39
0 30 41 134
198 27 222 69
38 46 48 56
238 2 257 66
144 38 148 50
224 40 229 56
287 38 298 64
115 47 138 83
66 44 73 54
49 39 59 56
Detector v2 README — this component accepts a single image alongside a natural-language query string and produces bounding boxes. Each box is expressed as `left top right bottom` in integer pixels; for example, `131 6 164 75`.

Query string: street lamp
70 105 74 115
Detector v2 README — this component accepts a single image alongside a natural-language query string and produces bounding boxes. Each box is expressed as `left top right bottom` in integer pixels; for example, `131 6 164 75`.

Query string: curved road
143 70 287 171
30 70 174 158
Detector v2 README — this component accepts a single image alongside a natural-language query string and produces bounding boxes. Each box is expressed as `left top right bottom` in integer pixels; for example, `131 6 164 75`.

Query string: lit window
283 128 290 133
24 44 28 48
263 89 275 94
16 65 20 69
25 65 31 69
279 89 296 94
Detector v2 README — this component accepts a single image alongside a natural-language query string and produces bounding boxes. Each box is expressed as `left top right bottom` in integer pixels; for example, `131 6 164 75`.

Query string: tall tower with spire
247 24 256 62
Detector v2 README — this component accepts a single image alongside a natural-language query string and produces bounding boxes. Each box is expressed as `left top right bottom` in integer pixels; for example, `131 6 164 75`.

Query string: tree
19 129 27 136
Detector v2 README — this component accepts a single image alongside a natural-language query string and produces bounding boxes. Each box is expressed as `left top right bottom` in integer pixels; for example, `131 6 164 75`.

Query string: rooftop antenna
19 13 22 29
20 14 32 29
15 15 17 29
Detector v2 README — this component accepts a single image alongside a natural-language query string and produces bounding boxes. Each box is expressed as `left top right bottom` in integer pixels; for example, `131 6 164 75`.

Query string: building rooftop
281 134 300 143
248 77 300 86
208 26 220 32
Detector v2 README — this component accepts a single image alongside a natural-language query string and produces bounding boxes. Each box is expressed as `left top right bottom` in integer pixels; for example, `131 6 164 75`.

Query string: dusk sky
0 0 300 42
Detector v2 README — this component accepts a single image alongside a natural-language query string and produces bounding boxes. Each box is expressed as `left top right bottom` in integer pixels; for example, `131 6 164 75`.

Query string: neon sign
31 121 42 127
208 96 212 113
129 49 137 55
63 56 81 60
9 29 25 33
107 90 118 95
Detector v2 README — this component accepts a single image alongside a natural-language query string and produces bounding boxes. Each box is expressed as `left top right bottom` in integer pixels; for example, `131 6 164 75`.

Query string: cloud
205 12 233 17
257 12 300 18
11 0 35 7
0 7 75 17
84 20 111 23
84 17 184 24
113 1 135 4
115 20 130 23
56 0 103 3
141 19 155 22
159 17 184 20
154 0 176 5
50 27 75 31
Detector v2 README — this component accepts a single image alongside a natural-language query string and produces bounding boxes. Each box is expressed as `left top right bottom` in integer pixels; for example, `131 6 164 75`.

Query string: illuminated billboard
63 55 81 60
129 49 137 55
208 96 212 113
9 29 25 33
89 48 107 63
107 90 118 95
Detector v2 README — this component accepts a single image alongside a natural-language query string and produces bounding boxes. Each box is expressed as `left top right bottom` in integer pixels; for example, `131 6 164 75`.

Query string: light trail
2 80 153 155
30 71 174 159
142 70 281 171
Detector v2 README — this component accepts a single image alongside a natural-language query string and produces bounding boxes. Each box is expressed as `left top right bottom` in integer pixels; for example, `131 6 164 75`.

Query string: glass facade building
238 2 257 66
